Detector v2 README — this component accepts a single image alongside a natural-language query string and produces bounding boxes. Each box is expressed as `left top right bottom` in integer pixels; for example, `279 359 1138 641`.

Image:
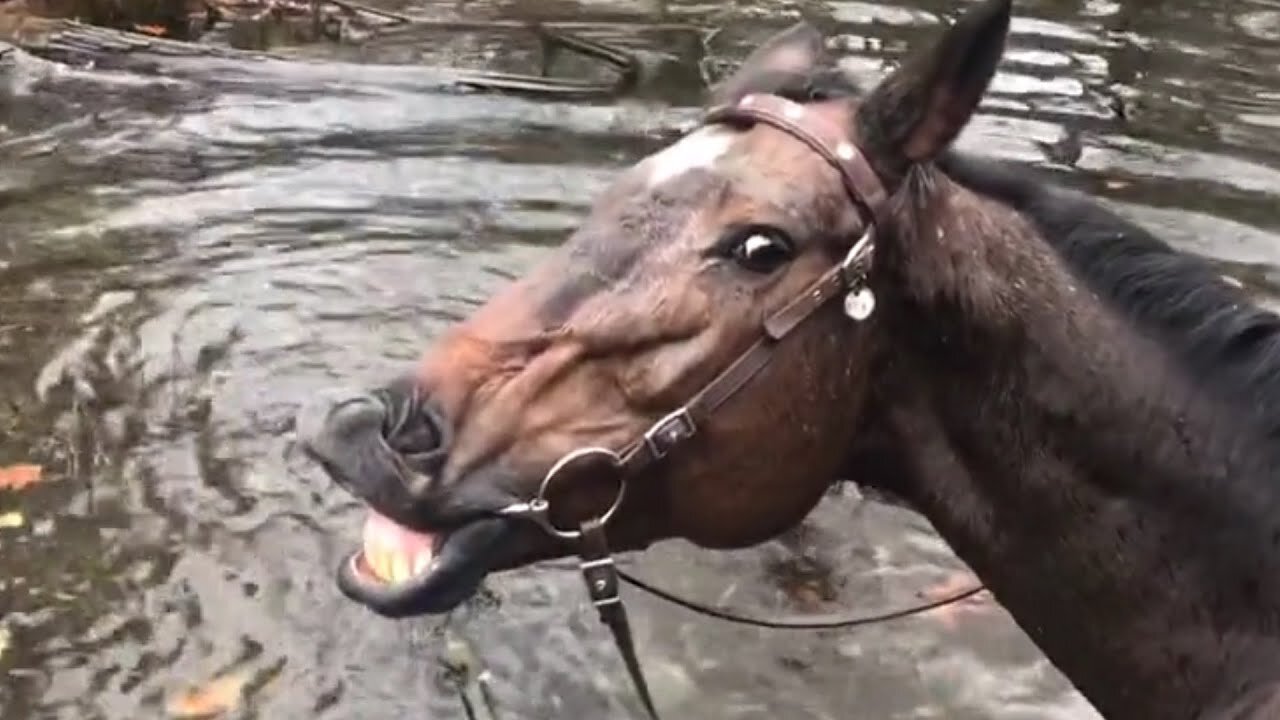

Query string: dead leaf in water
166 671 249 718
1104 179 1131 190
0 464 43 491
0 511 24 529
133 23 169 36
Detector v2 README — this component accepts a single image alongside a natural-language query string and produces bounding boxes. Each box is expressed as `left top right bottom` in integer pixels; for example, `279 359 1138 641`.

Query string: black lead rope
575 517 987 720
616 568 987 630
578 518 662 720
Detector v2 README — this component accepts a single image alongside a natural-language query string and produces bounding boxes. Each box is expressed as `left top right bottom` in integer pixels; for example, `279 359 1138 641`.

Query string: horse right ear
855 0 1012 177
708 22 829 106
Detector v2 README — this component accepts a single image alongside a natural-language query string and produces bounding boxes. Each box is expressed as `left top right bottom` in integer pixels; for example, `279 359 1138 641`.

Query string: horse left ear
856 0 1011 174
709 22 829 106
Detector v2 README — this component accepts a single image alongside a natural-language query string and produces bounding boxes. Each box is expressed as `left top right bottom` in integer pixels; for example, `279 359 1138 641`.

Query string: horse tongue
362 510 436 584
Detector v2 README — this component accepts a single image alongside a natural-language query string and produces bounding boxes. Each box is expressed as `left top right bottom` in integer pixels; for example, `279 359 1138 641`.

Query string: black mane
938 150 1280 440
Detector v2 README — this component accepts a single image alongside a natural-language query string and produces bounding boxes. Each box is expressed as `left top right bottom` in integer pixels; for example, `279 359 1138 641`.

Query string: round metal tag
844 287 876 321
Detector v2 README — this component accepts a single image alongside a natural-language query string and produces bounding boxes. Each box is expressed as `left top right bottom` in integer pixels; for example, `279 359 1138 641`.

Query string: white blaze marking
643 127 736 189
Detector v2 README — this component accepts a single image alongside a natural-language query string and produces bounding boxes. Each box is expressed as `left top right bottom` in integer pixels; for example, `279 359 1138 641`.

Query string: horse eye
729 229 795 274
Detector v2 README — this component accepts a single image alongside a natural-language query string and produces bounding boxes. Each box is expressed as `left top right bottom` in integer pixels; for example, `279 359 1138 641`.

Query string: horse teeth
367 548 390 582
361 512 437 583
413 551 433 577
391 554 412 584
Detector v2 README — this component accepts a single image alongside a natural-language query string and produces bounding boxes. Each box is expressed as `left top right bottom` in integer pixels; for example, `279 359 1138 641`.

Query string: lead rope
574 517 986 720
440 628 502 720
578 517 662 720
616 567 987 630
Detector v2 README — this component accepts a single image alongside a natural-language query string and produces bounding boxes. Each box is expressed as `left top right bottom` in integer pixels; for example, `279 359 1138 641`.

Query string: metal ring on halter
517 446 628 541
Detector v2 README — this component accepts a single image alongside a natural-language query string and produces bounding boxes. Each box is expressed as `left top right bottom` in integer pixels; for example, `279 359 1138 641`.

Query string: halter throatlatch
497 94 977 719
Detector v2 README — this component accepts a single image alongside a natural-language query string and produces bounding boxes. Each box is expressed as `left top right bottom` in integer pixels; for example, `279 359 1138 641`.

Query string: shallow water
2 0 1280 717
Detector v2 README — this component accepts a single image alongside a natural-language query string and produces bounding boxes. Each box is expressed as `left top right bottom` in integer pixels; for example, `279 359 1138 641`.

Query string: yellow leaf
0 511 23 529
0 624 10 662
0 464 43 491
1104 179 1131 190
166 671 249 718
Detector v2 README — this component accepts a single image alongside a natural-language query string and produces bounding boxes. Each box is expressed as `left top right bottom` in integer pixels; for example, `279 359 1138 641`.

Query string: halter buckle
839 227 875 283
642 407 697 460
839 228 876 322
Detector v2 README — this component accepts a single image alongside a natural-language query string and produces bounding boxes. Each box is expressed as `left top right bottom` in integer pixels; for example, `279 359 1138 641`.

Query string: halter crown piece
496 93 983 720
704 93 885 324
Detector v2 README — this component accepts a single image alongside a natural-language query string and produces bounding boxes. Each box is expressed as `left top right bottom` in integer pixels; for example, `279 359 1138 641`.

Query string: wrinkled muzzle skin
296 23 887 618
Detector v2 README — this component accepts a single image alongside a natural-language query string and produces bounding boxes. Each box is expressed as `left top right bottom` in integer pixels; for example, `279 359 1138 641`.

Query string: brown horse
297 0 1280 717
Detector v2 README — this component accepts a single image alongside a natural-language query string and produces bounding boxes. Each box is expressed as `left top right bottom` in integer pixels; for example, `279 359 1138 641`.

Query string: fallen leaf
166 671 249 718
0 624 10 662
133 23 169 36
0 464 43 491
1104 179 1131 190
0 511 24 529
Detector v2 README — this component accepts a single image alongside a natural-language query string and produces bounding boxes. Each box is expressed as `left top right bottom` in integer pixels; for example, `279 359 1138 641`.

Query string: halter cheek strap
606 93 891 485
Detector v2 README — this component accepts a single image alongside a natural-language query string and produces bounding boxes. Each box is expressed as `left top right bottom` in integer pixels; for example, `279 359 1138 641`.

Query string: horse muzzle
295 380 533 616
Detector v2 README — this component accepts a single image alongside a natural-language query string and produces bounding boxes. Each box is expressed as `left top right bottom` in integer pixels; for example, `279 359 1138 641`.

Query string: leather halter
710 93 890 228
497 94 973 719
502 93 885 531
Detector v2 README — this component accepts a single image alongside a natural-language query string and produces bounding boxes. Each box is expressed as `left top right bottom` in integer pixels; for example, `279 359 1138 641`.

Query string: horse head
299 0 1013 617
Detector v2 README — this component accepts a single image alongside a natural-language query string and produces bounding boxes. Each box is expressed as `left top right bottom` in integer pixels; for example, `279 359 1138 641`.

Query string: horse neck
863 168 1280 719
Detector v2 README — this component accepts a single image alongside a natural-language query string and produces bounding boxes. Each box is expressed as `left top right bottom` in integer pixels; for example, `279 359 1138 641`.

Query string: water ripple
5 0 1280 718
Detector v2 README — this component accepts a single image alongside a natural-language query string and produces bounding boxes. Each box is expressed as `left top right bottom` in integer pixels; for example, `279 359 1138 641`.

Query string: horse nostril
296 379 453 506
375 381 452 482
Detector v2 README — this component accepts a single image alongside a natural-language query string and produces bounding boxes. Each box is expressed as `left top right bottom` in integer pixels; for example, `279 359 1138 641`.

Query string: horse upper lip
295 384 450 533
296 387 407 488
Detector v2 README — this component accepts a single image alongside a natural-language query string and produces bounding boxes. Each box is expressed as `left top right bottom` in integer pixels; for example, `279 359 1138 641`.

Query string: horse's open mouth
335 509 515 618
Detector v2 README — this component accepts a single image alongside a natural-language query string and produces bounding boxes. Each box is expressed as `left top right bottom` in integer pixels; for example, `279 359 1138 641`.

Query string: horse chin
335 512 522 617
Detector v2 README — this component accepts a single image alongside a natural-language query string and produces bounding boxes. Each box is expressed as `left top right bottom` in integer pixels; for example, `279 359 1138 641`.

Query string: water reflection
3 0 1280 717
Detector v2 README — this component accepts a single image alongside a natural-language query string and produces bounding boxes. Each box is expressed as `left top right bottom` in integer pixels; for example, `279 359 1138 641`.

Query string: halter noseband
495 94 972 719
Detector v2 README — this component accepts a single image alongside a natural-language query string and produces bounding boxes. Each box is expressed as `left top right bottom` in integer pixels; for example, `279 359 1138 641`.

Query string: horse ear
855 0 1011 173
709 22 828 105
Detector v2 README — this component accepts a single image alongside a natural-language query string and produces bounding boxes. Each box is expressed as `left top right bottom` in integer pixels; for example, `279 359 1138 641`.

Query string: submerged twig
476 670 500 719
450 24 640 99
440 628 502 720
359 18 701 33
3 14 679 102
320 0 410 25
454 682 479 720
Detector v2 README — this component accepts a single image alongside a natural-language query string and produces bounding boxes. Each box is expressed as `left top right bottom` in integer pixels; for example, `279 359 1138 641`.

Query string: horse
297 0 1280 716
